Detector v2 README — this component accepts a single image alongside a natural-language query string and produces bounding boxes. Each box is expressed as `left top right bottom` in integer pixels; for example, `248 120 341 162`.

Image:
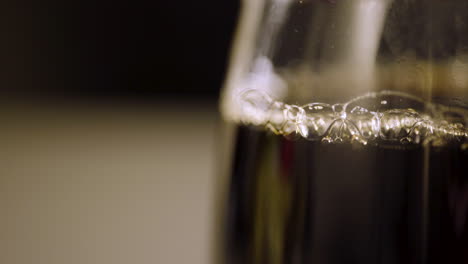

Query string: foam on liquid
224 90 468 148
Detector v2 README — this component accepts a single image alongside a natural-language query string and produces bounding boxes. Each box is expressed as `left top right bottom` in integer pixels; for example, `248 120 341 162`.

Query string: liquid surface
223 90 468 147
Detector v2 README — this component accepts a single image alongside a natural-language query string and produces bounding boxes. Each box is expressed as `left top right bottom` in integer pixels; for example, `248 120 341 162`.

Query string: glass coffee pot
217 0 468 263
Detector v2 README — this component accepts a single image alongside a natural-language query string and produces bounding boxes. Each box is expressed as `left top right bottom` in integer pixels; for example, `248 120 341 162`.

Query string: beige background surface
0 104 218 264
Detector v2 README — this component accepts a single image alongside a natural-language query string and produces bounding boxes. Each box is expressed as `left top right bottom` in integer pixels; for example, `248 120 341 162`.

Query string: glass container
218 0 468 263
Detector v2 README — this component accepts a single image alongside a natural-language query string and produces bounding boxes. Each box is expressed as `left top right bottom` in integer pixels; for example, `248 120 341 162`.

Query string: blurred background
0 1 239 263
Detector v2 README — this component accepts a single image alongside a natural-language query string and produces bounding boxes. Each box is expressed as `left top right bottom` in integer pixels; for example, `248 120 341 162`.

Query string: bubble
334 137 344 143
332 104 345 114
347 90 428 113
324 119 361 143
348 106 380 139
297 123 309 138
352 135 368 145
400 137 412 144
303 103 334 139
282 120 297 135
438 123 467 142
267 101 287 134
350 106 369 115
443 111 467 126
284 105 305 123
380 111 403 140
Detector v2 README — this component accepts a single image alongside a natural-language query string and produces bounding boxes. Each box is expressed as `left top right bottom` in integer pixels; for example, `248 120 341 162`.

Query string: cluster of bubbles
233 90 468 148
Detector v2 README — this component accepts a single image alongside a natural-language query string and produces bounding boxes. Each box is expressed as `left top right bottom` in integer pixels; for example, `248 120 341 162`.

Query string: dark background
0 0 240 102
0 4 238 263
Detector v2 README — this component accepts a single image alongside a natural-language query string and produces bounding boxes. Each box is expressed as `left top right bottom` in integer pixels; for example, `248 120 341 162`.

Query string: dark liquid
220 125 468 264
